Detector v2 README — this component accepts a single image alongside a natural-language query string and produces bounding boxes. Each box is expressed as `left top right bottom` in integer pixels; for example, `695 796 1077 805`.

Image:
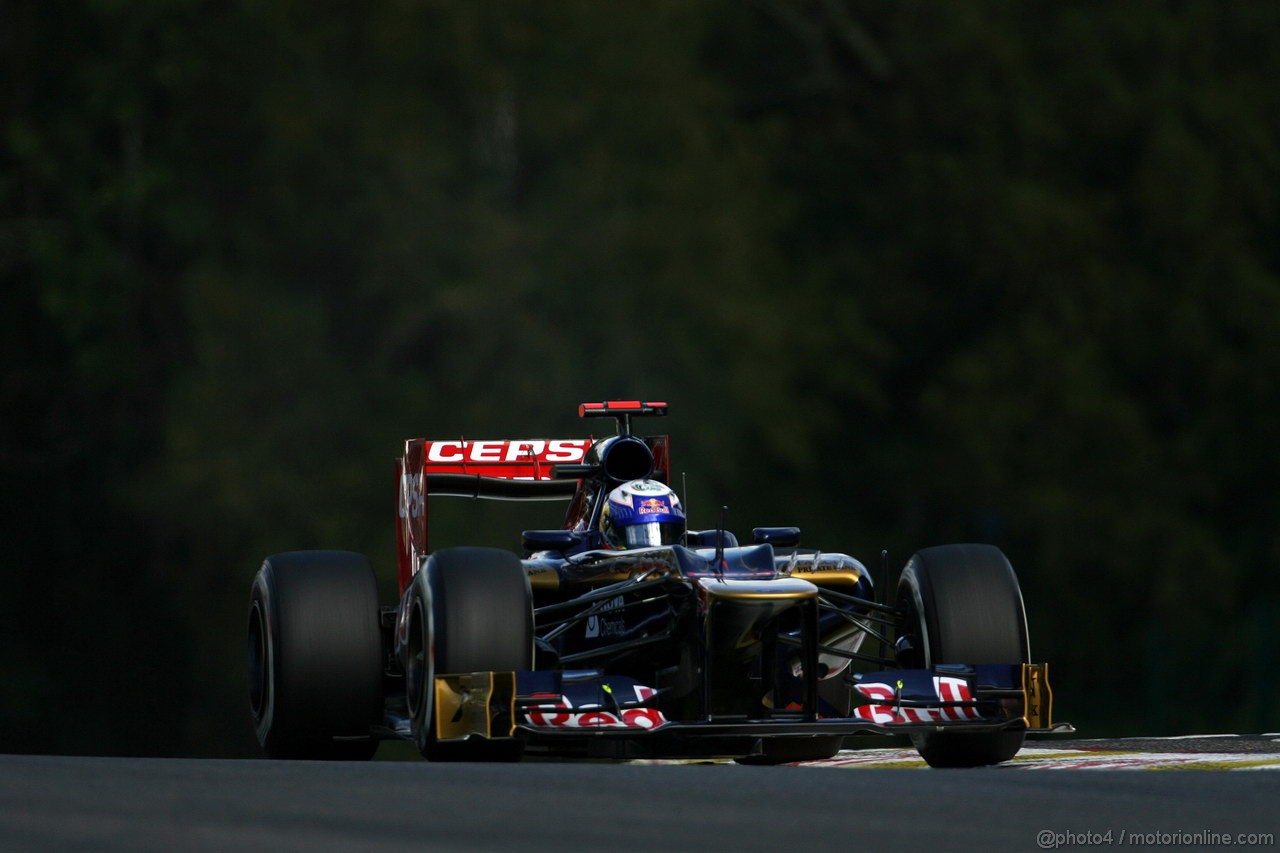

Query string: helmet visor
622 521 684 548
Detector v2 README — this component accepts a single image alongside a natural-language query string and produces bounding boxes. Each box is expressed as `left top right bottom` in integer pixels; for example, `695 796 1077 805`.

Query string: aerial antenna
714 505 728 580
879 549 889 670
681 471 689 542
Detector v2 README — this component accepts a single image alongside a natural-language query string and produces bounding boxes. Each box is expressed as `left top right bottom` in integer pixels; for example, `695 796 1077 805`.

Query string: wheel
895 544 1029 768
248 550 383 760
406 547 533 761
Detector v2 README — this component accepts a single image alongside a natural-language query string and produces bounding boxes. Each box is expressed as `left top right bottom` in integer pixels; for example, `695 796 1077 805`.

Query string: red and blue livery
247 401 1069 766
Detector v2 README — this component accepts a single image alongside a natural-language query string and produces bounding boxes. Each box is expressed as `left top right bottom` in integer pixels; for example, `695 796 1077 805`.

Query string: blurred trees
3 1 1278 754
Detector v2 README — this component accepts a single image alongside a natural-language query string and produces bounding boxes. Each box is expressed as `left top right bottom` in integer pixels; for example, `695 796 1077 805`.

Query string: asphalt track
3 738 1279 852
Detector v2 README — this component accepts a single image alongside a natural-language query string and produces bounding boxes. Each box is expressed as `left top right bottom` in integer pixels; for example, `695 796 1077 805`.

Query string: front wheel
895 544 1029 767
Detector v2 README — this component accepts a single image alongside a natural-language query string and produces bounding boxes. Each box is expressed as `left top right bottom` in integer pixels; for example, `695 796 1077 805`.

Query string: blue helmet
601 480 686 549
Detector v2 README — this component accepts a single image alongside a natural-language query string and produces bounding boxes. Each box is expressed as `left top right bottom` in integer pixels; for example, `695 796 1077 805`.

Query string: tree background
3 1 1278 757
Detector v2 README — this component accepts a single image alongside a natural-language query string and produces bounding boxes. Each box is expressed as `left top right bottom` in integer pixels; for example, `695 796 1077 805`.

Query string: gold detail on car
791 569 863 587
434 672 518 741
525 564 560 591
698 577 819 601
1021 663 1053 729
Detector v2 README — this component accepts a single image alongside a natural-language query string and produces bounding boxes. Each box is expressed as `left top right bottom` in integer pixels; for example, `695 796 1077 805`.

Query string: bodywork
383 401 1065 759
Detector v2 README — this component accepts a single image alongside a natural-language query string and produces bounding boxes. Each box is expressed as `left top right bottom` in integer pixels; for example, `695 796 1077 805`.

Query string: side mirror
751 527 801 547
521 529 579 553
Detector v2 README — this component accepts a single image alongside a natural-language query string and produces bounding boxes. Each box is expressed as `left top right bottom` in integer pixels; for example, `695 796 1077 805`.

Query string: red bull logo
638 498 668 515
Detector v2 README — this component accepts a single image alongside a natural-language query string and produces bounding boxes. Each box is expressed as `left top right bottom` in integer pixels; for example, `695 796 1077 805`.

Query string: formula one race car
248 401 1067 766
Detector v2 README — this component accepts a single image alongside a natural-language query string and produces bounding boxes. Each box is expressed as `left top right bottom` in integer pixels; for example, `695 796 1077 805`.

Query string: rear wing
395 402 672 593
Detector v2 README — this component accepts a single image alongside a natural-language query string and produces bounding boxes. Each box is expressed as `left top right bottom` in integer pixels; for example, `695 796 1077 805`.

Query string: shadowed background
3 1 1278 757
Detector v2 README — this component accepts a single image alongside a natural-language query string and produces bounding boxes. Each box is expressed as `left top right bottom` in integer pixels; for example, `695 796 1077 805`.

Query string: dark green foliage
3 1 1278 754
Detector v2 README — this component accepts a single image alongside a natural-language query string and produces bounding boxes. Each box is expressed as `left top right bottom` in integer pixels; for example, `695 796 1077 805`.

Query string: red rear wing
409 438 593 480
395 429 670 593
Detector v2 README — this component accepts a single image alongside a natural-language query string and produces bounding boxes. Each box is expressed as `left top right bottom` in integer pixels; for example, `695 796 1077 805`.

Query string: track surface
803 734 1280 770
2 740 1278 852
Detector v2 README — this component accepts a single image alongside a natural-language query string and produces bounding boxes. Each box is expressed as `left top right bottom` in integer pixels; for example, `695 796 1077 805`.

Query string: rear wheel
895 544 1029 768
248 551 383 759
406 547 533 761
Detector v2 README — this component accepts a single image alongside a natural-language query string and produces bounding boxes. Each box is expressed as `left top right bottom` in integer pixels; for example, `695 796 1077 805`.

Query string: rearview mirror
751 527 801 547
521 529 579 553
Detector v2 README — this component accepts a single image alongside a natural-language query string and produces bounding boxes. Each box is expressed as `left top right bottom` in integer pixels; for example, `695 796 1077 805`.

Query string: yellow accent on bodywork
1021 663 1053 729
434 672 518 741
697 577 819 601
795 570 864 588
525 564 560 591
782 553 866 589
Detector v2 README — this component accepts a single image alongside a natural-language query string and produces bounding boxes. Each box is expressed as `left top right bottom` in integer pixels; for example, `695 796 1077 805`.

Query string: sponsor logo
424 439 590 465
585 595 626 639
853 676 981 724
637 498 669 515
525 685 667 730
628 481 666 494
398 472 424 519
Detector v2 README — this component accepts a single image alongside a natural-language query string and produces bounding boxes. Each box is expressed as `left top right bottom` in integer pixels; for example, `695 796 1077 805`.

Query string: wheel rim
406 599 430 721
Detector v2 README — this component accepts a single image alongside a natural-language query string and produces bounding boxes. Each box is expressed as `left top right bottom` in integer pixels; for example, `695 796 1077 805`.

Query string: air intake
600 436 655 483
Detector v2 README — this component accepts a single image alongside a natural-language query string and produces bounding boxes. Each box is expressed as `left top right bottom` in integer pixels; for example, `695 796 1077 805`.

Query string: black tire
895 544 1029 768
248 551 383 760
406 547 533 761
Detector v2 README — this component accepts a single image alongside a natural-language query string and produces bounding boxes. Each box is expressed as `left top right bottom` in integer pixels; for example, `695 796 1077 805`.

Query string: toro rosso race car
248 401 1068 766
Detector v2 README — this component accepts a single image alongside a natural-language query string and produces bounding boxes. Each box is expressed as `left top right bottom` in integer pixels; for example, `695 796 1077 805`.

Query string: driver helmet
600 480 686 549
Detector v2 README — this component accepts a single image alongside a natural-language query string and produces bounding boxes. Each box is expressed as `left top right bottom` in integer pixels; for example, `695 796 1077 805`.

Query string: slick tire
407 547 533 762
248 551 383 760
895 544 1030 768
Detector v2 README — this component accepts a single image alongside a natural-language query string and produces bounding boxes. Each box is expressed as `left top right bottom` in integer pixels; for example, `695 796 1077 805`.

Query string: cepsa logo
424 439 590 465
398 472 424 519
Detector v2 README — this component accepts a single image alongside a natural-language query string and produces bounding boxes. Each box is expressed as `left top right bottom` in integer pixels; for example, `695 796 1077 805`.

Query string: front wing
429 663 1067 758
